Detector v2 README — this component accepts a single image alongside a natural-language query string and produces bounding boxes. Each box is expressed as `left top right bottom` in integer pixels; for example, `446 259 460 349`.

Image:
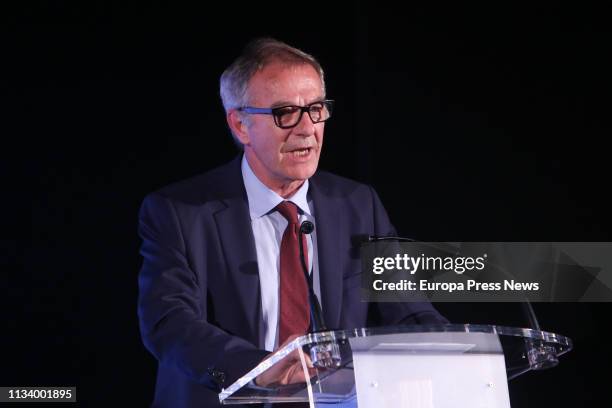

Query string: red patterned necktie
275 201 310 345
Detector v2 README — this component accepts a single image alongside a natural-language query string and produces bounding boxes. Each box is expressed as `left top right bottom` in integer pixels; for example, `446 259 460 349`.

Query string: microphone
300 220 315 235
367 235 415 242
297 221 326 332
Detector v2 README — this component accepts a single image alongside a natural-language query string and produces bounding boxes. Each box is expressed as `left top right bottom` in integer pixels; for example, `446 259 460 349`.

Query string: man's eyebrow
270 101 294 109
270 97 326 109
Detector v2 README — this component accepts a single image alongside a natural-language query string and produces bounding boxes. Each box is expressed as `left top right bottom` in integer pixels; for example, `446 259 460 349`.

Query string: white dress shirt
241 156 321 351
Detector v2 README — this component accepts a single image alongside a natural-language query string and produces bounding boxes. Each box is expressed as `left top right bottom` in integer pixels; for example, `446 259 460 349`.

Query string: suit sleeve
137 193 268 391
367 186 450 325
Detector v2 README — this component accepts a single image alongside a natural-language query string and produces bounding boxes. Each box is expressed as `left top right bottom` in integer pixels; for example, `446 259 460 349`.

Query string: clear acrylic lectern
218 324 572 407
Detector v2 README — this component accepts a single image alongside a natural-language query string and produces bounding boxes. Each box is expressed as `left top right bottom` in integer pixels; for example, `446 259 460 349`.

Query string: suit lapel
212 157 263 347
309 176 343 330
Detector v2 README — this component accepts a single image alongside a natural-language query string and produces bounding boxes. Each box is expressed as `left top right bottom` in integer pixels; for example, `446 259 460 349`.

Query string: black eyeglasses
237 100 334 129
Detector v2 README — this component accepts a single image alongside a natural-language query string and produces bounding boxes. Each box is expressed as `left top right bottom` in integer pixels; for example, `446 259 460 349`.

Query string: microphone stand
298 221 326 332
298 221 341 369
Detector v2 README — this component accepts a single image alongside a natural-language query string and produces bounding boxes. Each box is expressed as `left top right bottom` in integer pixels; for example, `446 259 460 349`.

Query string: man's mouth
293 148 310 157
287 147 313 158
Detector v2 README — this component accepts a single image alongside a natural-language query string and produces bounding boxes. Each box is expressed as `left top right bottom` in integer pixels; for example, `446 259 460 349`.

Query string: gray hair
220 38 326 124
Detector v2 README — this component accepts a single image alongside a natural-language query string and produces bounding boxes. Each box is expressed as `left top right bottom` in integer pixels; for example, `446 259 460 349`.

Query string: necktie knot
275 201 299 225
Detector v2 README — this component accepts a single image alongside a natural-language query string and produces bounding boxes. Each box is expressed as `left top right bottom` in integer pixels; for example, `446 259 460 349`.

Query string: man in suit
138 38 447 408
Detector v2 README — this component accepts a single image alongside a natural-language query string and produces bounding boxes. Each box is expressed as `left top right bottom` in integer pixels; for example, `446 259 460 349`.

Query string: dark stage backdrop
7 3 611 407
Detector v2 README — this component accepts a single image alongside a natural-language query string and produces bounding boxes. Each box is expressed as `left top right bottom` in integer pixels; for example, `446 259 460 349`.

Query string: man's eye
276 107 299 116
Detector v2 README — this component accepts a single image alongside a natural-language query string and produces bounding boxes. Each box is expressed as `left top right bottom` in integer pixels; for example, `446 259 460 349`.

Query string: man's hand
255 335 317 388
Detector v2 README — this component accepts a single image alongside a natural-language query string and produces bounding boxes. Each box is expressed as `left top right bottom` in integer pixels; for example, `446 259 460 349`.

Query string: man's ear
227 110 250 146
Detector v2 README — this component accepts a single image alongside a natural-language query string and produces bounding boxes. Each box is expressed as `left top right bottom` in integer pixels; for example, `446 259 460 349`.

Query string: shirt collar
241 155 311 220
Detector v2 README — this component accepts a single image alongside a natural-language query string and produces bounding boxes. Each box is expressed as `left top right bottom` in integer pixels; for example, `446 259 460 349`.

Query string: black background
6 2 612 406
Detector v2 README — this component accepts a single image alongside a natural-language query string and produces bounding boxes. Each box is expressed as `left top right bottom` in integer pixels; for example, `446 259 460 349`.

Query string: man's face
238 62 325 193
